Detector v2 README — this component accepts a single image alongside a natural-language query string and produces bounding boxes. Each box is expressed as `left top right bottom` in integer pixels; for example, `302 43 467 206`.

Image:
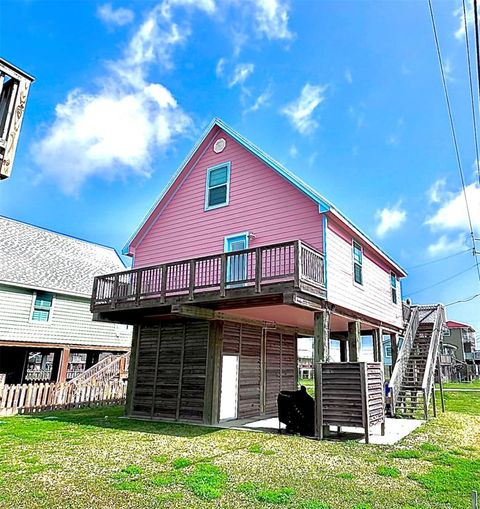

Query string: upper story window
352 241 363 285
390 272 397 304
205 162 230 211
31 291 54 322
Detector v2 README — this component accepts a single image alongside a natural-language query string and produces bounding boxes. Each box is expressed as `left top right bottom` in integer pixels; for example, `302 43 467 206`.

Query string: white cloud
33 1 215 194
375 203 407 237
216 57 226 77
251 0 293 40
97 4 134 27
281 83 328 135
345 68 352 84
428 178 448 204
426 182 480 231
444 57 455 82
454 0 473 40
427 233 469 257
387 134 399 146
243 85 272 114
228 63 254 87
289 145 298 157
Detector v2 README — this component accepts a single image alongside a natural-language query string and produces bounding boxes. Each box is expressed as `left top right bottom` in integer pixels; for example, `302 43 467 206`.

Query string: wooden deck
91 240 326 315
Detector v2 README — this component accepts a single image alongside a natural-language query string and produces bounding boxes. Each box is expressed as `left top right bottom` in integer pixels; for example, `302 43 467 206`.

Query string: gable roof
124 118 407 277
0 216 125 297
446 320 475 331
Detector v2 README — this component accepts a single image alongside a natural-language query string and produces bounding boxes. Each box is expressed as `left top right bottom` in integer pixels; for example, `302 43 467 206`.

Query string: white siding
326 226 403 328
0 284 131 348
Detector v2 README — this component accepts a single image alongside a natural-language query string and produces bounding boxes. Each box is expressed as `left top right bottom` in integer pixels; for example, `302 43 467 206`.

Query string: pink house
92 118 423 438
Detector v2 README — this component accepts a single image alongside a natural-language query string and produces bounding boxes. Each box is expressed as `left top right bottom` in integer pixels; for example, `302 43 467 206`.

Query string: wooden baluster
189 259 196 300
160 265 167 303
110 273 119 309
220 253 226 297
255 247 261 292
294 241 300 288
135 269 142 305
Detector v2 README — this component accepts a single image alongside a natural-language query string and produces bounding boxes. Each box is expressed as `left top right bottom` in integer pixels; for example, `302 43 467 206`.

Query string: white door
219 355 239 420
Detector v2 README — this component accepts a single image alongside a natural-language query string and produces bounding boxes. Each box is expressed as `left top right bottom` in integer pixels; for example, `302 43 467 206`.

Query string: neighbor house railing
91 240 325 310
0 380 127 416
68 352 130 386
389 306 419 414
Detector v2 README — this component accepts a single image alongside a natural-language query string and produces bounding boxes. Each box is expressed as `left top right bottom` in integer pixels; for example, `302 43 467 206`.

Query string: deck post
348 321 361 362
390 332 399 369
339 337 348 362
373 328 384 364
125 325 140 416
57 347 70 383
203 320 223 425
437 354 445 413
313 310 330 439
255 247 262 293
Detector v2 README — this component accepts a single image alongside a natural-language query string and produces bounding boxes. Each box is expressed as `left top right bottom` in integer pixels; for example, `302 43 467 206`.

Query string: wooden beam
57 347 70 383
203 321 223 425
348 321 361 362
171 304 215 320
313 310 330 438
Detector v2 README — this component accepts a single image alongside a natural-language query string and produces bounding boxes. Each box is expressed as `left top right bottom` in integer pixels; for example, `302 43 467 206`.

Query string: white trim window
390 272 398 304
31 291 54 322
205 162 230 210
352 241 363 285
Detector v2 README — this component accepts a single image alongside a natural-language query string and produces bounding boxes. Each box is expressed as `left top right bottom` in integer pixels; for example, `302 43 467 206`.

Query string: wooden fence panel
0 380 127 416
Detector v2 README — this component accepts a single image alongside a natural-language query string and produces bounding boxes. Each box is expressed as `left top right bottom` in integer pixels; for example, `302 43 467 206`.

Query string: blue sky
1 0 479 333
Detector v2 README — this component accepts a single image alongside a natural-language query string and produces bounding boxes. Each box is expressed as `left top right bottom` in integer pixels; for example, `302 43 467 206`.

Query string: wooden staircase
68 352 130 386
389 304 446 419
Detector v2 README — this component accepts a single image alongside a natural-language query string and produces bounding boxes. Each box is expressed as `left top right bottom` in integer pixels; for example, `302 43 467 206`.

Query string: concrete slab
235 417 424 445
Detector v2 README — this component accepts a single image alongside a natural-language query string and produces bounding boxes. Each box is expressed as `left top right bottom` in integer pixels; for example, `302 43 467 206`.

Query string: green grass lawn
439 379 480 390
0 391 479 509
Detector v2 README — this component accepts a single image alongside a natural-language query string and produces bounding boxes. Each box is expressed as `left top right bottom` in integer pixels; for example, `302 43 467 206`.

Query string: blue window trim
205 162 231 211
352 240 363 287
223 232 249 252
30 290 55 324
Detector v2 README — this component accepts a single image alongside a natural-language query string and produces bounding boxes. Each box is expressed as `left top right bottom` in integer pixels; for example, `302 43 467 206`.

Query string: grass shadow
25 405 220 438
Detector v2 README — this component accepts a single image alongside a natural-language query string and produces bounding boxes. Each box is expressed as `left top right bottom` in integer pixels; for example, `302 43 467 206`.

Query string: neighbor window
390 272 397 304
352 241 363 285
205 163 230 210
443 328 451 337
32 291 53 321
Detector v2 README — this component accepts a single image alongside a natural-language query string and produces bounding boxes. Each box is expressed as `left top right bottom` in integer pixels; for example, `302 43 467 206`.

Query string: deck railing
92 240 325 310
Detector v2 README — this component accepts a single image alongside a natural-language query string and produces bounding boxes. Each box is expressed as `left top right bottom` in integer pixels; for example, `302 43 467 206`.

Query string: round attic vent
213 137 226 153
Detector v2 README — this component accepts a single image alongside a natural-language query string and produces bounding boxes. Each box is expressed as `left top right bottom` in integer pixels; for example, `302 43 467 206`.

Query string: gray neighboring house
0 216 131 384
440 320 480 380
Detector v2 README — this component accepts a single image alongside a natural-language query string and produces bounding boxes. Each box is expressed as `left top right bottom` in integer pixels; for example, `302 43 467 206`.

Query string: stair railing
421 304 446 419
389 306 420 414
68 353 129 386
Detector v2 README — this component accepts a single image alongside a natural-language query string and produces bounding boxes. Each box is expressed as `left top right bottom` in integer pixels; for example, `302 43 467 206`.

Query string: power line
405 264 477 297
445 293 480 306
427 0 480 285
474 0 480 114
462 0 480 186
407 248 471 270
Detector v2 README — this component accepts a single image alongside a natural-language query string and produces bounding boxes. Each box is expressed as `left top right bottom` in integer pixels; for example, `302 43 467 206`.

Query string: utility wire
405 264 477 297
445 293 480 306
462 0 480 186
407 248 471 270
427 0 480 285
474 0 480 113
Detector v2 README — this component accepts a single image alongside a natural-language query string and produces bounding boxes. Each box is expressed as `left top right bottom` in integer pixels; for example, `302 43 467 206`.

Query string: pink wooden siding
133 130 324 268
326 217 403 328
